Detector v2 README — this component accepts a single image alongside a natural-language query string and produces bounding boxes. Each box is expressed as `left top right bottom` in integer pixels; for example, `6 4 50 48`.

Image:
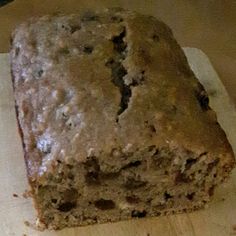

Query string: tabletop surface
0 0 235 105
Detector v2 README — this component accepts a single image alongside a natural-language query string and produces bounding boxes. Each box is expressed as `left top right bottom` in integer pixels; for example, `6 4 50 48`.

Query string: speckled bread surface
10 8 235 230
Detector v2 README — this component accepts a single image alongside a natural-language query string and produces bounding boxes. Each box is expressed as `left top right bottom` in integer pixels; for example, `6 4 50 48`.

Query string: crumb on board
147 233 150 236
24 221 30 227
23 234 27 236
24 219 46 231
22 189 32 199
13 193 19 198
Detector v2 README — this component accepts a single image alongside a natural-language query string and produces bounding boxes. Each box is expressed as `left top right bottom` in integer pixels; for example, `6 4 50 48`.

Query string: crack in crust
109 28 144 122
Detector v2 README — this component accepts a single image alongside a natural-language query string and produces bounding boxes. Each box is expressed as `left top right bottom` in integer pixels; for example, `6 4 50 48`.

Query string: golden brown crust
10 9 235 229
11 10 234 180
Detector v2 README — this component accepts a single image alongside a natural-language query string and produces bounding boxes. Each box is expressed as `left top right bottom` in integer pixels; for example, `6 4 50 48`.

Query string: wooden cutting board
1 48 236 236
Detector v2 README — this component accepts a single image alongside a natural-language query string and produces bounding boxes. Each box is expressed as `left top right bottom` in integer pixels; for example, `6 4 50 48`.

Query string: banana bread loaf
10 8 235 230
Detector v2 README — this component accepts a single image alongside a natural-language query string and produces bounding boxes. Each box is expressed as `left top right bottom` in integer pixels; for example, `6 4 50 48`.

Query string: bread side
11 9 235 229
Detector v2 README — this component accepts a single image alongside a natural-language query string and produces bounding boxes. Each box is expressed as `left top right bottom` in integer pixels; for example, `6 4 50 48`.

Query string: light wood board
0 48 236 236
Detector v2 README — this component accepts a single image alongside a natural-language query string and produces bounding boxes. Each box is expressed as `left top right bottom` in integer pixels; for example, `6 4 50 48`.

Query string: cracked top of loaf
11 8 234 182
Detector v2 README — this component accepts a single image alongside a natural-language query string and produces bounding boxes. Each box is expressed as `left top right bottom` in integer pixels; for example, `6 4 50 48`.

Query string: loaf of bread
10 8 235 230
